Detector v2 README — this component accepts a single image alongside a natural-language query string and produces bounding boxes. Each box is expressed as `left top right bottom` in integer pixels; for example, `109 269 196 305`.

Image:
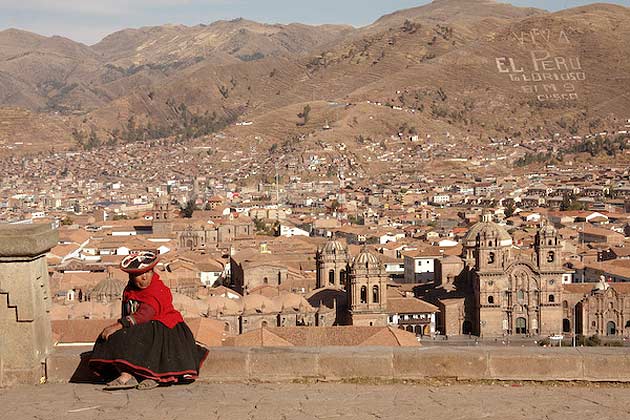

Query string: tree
297 104 311 126
560 194 572 211
180 200 196 218
504 201 516 218
253 217 267 232
71 129 86 148
560 193 585 211
86 127 101 150
218 85 230 99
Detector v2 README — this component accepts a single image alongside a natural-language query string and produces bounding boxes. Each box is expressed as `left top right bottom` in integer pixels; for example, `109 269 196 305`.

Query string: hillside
92 19 354 67
80 0 546 132
0 107 74 154
1 1 629 159
0 21 353 116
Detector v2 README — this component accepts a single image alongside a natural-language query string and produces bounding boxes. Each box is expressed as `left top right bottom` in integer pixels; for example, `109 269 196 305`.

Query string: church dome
353 249 381 267
90 275 125 303
464 219 512 248
206 296 243 315
242 294 279 314
274 292 314 313
321 240 346 254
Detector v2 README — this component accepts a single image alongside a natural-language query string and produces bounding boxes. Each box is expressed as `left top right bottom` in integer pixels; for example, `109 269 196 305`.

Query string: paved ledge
46 346 630 384
5 382 630 420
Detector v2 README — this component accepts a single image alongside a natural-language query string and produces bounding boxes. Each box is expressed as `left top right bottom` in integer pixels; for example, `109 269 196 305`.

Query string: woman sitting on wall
89 251 208 390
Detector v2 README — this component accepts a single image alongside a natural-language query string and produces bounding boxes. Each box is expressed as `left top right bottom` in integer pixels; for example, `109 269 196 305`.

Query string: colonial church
151 197 254 250
428 214 630 338
316 240 418 328
462 214 565 337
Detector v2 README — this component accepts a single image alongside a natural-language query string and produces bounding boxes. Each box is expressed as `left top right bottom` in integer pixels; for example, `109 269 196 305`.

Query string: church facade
466 215 565 337
434 215 630 338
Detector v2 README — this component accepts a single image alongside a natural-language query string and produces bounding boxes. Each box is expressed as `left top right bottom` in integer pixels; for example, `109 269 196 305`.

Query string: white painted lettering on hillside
494 27 584 102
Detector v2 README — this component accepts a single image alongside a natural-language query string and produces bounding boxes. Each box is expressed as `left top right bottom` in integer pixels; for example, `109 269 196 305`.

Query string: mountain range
0 0 629 153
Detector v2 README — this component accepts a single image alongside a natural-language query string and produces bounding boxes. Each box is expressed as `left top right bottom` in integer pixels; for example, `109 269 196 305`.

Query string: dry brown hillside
0 107 74 153
92 19 354 67
81 0 546 132
0 21 353 116
1 1 629 156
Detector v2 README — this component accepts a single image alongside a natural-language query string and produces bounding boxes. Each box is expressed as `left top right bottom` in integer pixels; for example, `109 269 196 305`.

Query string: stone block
488 349 583 381
46 347 99 384
318 347 393 380
582 350 630 382
1 367 42 388
393 347 488 380
0 224 58 258
200 348 250 382
248 347 319 381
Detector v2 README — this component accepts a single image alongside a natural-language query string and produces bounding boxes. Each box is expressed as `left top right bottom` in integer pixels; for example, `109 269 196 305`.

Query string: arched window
360 286 367 304
488 252 495 264
372 286 380 304
549 294 555 303
328 269 335 286
548 239 553 246
488 296 494 304
340 270 346 287
547 251 555 263
263 277 268 284
517 290 525 301
562 300 568 309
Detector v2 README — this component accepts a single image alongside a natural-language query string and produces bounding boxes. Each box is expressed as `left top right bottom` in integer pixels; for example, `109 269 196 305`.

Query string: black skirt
89 321 209 383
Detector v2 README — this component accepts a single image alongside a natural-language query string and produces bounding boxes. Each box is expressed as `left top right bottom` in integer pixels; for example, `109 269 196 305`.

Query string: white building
403 249 442 283
278 223 310 238
431 194 450 205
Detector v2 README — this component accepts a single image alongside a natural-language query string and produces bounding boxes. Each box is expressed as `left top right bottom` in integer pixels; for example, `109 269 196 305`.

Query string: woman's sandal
103 376 139 391
136 379 159 390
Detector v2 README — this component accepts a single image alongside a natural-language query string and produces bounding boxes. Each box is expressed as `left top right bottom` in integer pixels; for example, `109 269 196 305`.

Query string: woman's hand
100 323 123 340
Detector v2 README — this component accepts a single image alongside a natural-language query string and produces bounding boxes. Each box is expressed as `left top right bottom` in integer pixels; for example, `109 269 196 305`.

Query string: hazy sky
1 0 629 45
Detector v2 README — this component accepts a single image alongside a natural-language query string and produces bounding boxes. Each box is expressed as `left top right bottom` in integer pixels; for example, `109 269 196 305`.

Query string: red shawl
123 272 184 329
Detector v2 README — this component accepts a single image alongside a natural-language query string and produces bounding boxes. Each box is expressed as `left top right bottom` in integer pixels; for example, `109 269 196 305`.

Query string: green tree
297 104 311 126
504 201 516 218
86 127 101 150
180 200 196 218
253 217 267 232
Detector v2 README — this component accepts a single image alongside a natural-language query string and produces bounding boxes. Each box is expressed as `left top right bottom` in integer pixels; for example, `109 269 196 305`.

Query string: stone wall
47 346 630 384
0 224 58 387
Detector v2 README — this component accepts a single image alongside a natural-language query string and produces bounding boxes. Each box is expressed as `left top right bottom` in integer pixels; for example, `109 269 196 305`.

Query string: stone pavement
2 382 630 420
